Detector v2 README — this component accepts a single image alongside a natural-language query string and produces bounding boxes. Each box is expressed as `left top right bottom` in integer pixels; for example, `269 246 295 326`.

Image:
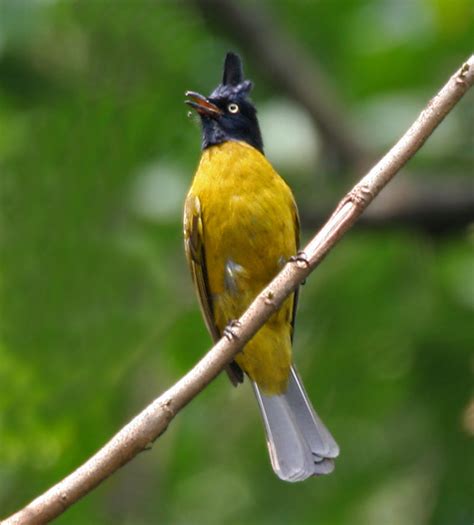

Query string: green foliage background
0 1 472 524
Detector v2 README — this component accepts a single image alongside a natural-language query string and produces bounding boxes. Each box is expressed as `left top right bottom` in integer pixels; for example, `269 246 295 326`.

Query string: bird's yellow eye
228 103 239 114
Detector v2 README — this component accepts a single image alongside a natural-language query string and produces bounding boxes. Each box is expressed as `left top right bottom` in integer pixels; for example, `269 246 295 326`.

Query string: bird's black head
186 52 264 153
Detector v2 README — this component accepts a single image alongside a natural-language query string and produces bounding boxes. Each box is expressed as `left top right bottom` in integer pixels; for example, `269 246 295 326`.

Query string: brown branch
3 55 473 525
190 0 371 171
302 177 474 234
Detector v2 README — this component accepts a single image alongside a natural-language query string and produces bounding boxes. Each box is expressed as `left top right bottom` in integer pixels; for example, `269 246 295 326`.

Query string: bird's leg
223 319 241 341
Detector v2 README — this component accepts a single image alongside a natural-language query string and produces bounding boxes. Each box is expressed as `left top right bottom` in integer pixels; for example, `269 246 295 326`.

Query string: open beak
185 91 222 117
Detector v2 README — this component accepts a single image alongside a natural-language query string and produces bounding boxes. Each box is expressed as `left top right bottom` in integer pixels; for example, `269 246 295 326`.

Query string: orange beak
185 91 222 117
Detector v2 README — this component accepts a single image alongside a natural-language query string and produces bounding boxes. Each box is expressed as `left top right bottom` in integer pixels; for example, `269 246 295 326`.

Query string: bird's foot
290 250 309 284
223 319 241 341
290 250 310 268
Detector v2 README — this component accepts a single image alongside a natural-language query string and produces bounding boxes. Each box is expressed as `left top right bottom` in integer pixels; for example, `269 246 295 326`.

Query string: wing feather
184 194 220 342
184 193 243 384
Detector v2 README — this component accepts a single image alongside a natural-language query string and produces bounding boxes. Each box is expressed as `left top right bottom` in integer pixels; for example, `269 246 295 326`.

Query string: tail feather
252 365 339 482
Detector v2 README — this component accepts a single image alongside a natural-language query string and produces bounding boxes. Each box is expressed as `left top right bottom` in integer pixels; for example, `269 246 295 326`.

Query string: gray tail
252 365 339 482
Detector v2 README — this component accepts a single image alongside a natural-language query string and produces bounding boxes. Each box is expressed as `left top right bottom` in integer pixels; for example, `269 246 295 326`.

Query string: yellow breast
188 141 298 393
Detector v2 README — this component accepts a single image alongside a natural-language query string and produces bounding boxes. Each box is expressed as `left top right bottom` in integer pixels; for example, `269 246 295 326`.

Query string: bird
184 52 339 482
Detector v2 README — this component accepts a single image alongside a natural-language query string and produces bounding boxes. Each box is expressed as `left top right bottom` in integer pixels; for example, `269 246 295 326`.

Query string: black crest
222 52 244 86
211 52 253 100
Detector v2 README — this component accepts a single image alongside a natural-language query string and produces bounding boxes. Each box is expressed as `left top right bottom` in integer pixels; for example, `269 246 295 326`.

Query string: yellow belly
189 141 298 394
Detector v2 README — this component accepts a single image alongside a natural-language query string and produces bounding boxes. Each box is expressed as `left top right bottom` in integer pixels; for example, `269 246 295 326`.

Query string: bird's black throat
200 111 264 153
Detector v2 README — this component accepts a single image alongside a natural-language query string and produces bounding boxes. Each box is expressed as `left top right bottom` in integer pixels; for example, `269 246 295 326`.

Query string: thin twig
3 55 473 525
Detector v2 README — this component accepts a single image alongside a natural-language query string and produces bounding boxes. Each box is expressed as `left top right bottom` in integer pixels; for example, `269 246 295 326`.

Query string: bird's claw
223 319 241 341
289 250 310 269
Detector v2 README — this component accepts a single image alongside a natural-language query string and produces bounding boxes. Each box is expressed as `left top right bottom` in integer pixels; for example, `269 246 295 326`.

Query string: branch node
264 290 275 306
456 61 471 85
348 184 374 209
158 398 175 429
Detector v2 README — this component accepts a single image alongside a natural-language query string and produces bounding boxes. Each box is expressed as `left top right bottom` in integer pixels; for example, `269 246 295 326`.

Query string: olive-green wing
184 193 243 384
183 193 220 342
